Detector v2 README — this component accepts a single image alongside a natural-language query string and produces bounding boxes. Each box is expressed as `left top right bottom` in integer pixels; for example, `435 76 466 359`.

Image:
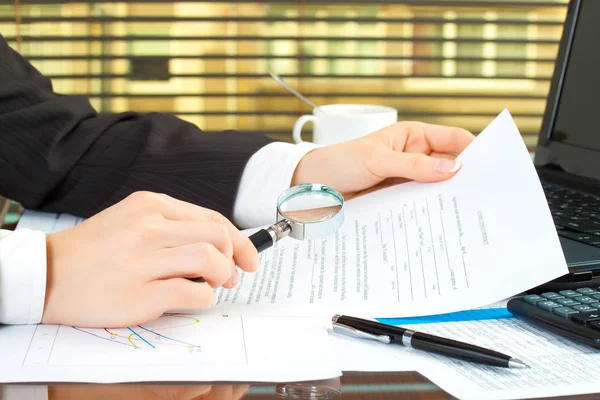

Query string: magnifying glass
249 183 345 252
190 183 344 283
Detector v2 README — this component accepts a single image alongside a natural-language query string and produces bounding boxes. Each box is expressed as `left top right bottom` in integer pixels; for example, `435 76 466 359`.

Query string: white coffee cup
292 104 398 145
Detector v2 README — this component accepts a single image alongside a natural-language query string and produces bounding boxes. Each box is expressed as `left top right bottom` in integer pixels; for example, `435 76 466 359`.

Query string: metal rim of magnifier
276 183 345 241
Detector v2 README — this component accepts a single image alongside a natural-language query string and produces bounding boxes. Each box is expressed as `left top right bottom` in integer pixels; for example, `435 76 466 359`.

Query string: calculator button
559 290 582 298
538 301 562 311
576 288 597 295
523 295 545 305
592 302 600 308
556 298 581 307
553 307 579 318
571 311 600 325
541 292 565 300
572 305 598 313
576 296 596 304
592 294 600 301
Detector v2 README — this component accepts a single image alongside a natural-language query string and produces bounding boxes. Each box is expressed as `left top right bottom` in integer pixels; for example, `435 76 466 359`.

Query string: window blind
0 0 569 149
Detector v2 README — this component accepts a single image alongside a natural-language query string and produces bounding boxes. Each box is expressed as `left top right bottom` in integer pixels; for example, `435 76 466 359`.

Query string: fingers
396 121 474 155
147 193 259 273
160 220 234 260
145 243 235 288
222 268 240 289
373 151 462 183
422 123 474 154
430 151 457 160
149 278 215 310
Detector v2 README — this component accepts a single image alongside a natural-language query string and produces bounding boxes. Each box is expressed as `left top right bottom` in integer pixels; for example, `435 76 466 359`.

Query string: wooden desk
1 372 450 399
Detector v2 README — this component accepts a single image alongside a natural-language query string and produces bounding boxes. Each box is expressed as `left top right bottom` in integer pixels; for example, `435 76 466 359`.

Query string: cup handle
293 115 317 144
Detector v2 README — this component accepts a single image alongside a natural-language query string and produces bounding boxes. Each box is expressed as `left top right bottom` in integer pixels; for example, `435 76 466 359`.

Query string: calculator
507 287 600 348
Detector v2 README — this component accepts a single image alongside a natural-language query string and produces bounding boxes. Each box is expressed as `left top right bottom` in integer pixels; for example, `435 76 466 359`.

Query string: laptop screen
550 0 600 152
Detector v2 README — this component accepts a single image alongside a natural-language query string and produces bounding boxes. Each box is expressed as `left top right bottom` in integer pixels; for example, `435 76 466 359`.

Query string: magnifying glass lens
273 183 344 242
251 184 345 252
279 191 342 223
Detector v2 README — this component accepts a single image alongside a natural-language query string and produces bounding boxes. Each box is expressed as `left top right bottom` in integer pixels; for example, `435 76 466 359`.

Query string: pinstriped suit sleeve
0 35 274 220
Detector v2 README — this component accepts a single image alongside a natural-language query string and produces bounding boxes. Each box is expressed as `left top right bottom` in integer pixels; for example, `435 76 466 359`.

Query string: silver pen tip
508 358 530 369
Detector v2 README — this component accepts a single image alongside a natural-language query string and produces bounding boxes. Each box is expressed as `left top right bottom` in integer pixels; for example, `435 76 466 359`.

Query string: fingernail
251 254 261 271
435 159 461 173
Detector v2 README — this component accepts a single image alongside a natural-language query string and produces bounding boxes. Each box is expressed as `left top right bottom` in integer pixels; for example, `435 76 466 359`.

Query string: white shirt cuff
233 142 322 229
0 229 47 325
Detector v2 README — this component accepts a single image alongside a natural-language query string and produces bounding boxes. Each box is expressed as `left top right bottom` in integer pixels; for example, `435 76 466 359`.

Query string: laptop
535 0 600 284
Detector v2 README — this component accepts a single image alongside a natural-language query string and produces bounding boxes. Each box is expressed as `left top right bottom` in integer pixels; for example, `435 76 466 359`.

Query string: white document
406 316 600 400
0 315 339 383
16 109 568 319
9 109 569 384
212 109 568 317
329 330 431 373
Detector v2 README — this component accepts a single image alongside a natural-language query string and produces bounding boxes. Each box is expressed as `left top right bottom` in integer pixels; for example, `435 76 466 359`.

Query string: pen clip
332 322 391 344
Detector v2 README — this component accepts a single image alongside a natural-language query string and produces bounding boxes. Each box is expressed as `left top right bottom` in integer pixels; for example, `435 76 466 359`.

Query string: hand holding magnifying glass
190 183 344 283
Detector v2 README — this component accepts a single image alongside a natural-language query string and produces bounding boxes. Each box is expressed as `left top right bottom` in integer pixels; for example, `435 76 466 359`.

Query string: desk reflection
0 372 450 399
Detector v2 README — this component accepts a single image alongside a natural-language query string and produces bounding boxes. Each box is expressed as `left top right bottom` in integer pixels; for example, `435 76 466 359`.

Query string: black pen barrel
408 331 511 368
335 315 407 335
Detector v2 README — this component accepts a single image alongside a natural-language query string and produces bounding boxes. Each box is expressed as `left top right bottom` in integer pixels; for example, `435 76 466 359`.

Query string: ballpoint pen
331 314 530 369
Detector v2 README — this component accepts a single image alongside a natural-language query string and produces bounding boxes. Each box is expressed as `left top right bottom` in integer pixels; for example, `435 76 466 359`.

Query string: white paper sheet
211 109 568 317
0 315 339 383
406 316 600 400
15 110 567 319
9 109 570 385
329 330 430 373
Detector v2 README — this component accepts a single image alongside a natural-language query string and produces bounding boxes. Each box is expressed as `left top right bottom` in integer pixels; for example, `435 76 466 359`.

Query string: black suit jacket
0 36 274 221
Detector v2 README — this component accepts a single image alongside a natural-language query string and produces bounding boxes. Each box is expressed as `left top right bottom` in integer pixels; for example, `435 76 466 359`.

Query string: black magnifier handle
250 220 291 252
189 221 291 283
249 229 275 252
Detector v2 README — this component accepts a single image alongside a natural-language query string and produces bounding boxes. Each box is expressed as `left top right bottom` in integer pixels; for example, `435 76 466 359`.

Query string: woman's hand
42 191 259 328
292 121 475 198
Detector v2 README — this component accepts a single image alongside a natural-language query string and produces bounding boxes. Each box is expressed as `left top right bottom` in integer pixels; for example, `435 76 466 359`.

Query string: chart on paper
373 195 471 301
23 314 247 366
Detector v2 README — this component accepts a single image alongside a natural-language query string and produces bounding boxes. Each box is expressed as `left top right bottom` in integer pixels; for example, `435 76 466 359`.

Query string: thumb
373 151 462 183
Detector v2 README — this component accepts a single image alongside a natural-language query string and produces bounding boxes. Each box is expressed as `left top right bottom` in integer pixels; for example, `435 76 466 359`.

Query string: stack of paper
211 109 567 318
1 110 581 400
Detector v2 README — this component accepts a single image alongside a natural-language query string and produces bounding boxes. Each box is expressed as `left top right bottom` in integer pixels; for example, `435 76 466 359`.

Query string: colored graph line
73 315 202 350
376 307 514 326
127 333 139 349
127 327 155 349
104 328 117 337
159 315 201 330
137 325 199 348
71 327 134 347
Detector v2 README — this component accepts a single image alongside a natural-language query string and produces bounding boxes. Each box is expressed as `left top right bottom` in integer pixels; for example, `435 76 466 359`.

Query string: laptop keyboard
544 183 600 248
